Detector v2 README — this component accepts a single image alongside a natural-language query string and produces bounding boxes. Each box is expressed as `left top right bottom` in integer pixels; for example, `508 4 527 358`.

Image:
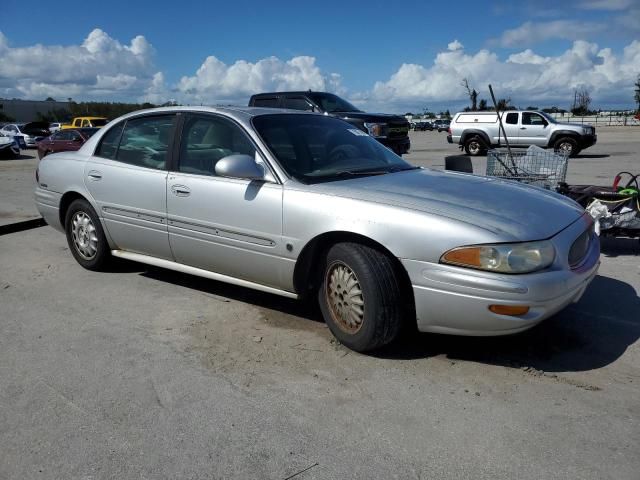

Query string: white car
0 132 20 157
0 122 51 147
49 122 63 133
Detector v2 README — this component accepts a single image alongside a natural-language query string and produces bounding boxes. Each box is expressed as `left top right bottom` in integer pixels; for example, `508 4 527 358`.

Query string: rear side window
253 97 280 108
95 122 125 159
95 122 124 160
505 113 519 124
116 115 175 170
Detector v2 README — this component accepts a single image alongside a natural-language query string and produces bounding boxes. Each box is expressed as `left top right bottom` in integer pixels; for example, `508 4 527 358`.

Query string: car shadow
138 265 324 324
375 274 639 373
574 154 610 159
600 236 640 257
121 262 638 373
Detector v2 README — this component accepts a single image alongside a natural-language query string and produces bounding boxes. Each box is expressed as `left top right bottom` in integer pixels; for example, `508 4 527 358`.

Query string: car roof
112 105 320 124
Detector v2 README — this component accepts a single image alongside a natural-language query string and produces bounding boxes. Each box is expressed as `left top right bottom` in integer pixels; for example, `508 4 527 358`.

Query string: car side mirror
215 154 265 181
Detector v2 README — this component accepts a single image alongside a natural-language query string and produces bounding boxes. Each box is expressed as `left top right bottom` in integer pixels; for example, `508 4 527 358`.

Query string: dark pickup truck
248 91 411 155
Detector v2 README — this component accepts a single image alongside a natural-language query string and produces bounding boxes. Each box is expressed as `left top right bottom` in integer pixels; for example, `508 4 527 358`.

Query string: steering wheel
327 145 360 166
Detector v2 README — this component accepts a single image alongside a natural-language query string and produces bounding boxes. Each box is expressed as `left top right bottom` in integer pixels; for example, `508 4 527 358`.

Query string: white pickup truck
447 110 597 157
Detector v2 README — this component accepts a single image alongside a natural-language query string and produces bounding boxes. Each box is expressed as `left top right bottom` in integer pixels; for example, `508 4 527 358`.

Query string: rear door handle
520 127 526 130
171 184 191 197
87 170 102 180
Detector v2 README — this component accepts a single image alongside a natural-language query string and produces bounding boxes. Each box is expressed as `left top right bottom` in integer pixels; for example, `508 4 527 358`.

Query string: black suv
433 119 450 132
248 91 410 155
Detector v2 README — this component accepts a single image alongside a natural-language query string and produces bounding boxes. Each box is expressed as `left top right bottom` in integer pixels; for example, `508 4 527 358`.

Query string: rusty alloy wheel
324 260 365 334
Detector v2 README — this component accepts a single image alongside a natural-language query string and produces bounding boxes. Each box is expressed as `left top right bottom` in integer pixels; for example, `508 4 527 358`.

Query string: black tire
554 137 578 157
464 136 485 156
64 198 111 271
318 242 404 352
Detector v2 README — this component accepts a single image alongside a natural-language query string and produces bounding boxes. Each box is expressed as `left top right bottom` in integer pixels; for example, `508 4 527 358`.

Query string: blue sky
2 0 639 112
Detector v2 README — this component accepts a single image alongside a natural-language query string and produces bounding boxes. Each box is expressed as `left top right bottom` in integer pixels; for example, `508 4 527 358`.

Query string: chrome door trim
111 249 298 299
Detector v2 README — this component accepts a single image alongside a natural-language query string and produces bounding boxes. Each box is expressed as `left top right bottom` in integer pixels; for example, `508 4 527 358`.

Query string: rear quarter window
252 97 280 108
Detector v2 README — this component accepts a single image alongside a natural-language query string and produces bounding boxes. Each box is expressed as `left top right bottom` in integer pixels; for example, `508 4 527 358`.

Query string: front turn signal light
488 305 530 316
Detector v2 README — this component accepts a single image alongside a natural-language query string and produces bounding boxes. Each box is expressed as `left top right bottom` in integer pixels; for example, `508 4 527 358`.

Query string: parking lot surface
1 129 639 479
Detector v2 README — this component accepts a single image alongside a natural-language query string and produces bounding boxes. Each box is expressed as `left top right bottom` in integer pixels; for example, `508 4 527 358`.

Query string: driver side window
178 115 256 176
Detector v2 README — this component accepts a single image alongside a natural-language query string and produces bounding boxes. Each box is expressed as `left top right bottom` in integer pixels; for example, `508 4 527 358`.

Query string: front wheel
554 137 578 157
464 136 485 156
318 243 404 352
64 199 111 271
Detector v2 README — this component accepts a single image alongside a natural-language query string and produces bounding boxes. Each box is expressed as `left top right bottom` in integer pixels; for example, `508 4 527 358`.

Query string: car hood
560 122 591 129
306 169 584 240
333 111 409 125
0 136 14 146
22 122 51 136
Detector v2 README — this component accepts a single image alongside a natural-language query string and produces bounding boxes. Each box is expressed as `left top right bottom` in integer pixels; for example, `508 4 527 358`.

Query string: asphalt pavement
1 130 639 479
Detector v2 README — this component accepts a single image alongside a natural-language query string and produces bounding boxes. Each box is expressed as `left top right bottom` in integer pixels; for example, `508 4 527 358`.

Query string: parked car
434 119 450 132
0 132 20 158
49 122 64 133
248 91 411 155
35 107 599 352
0 122 51 147
413 121 433 131
61 117 109 130
36 128 99 159
447 110 596 156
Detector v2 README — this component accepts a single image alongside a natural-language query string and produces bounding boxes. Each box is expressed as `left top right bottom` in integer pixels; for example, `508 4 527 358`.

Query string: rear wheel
464 136 485 156
64 199 111 271
318 242 404 352
554 137 578 157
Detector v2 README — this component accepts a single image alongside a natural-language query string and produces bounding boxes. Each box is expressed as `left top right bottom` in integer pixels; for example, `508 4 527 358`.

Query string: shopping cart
486 147 569 190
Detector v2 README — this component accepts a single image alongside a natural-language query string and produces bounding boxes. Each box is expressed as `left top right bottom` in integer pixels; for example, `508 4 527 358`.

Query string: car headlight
440 240 555 274
364 122 388 138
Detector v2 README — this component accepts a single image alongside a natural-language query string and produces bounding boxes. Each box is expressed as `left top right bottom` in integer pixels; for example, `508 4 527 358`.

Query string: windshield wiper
326 166 420 179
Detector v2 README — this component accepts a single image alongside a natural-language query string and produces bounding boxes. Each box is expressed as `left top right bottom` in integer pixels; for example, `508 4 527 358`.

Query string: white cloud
497 20 605 47
176 55 343 103
579 0 635 10
0 28 158 100
364 40 640 110
447 40 463 51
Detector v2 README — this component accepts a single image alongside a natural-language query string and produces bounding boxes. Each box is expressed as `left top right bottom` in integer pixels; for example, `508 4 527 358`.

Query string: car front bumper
401 215 600 336
379 136 411 155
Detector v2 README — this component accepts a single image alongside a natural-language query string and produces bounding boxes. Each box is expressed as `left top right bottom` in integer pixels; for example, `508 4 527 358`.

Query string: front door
166 113 287 290
519 112 549 146
84 114 176 259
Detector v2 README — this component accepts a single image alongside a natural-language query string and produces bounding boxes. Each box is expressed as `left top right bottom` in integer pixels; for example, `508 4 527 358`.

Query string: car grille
568 225 593 268
388 123 410 138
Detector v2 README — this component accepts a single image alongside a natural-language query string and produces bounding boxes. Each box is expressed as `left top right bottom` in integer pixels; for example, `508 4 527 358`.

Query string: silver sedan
35 107 600 352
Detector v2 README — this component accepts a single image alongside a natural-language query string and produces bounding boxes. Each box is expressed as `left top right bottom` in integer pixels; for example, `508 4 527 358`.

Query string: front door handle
87 170 102 181
520 127 526 130
171 184 191 197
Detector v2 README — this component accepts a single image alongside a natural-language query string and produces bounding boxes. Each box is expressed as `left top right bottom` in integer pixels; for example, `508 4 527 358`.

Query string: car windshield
91 119 108 127
538 112 557 123
307 93 361 113
253 114 416 184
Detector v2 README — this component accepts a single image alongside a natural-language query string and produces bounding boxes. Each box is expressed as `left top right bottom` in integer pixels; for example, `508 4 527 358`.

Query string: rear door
84 114 176 259
501 112 522 145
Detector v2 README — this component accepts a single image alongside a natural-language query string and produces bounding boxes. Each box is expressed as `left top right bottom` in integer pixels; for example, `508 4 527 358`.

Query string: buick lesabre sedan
35 107 600 352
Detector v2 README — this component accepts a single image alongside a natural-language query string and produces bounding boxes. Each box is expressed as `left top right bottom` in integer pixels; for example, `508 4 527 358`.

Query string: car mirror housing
215 154 265 181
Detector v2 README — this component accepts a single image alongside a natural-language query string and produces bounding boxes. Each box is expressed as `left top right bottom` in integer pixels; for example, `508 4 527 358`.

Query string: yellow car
61 117 109 129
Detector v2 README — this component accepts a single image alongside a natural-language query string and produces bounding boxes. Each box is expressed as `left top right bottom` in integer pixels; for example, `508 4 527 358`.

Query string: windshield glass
538 112 557 123
91 119 108 127
253 114 415 184
307 93 361 113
